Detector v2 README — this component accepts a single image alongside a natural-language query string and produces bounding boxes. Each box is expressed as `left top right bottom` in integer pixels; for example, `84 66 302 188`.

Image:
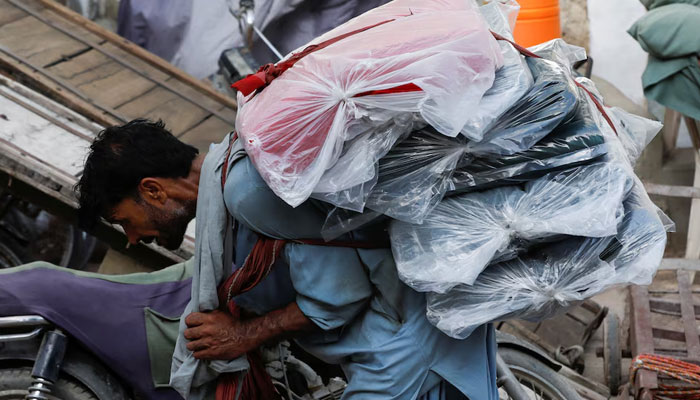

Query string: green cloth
643 55 700 120
0 259 194 283
629 4 700 120
641 0 700 10
144 307 183 387
628 4 700 58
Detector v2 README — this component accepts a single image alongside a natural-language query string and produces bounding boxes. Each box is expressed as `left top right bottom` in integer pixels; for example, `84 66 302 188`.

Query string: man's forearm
185 301 317 360
248 301 316 345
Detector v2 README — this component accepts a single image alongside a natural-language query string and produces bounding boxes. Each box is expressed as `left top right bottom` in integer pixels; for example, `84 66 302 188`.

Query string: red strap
490 31 618 135
233 19 397 96
354 83 423 98
215 352 280 400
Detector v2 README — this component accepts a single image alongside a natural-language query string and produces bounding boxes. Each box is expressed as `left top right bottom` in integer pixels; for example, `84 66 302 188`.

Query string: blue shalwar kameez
223 157 498 400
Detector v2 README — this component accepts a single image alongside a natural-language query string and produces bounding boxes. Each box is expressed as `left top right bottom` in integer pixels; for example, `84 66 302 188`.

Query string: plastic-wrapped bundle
354 46 579 223
460 1 533 138
465 56 579 157
426 182 668 339
362 128 470 223
311 115 417 211
236 0 503 207
607 106 663 165
311 1 532 215
390 162 633 292
450 99 608 193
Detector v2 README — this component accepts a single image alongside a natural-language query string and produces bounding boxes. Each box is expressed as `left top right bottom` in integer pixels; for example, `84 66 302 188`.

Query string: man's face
108 196 192 250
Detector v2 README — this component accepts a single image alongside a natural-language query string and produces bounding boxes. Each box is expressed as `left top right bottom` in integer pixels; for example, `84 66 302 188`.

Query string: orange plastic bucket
513 0 561 47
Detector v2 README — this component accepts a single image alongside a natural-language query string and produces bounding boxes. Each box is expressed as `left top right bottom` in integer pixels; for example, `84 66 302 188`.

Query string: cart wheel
603 314 621 396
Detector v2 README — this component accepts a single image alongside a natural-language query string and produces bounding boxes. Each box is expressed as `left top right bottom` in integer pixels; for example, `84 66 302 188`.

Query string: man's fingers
183 326 205 340
186 339 209 352
185 312 207 327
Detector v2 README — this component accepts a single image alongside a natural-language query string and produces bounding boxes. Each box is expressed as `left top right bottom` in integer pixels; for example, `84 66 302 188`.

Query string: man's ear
138 178 167 205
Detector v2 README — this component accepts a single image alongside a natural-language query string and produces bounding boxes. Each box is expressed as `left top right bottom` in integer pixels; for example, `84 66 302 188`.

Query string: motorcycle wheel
498 348 582 400
0 368 97 400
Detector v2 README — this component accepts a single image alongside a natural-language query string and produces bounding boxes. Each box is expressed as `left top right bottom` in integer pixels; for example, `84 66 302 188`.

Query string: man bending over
76 119 497 399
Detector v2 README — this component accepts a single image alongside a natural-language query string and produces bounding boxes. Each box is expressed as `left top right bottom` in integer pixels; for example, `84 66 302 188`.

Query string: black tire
499 348 582 400
0 368 97 400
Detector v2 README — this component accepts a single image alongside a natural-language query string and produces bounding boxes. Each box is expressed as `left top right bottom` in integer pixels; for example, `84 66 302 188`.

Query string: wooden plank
644 182 700 199
686 118 700 259
178 115 233 152
0 73 101 134
6 0 234 125
0 15 89 67
47 50 157 108
10 0 103 45
677 270 700 361
0 0 28 26
0 46 125 125
116 84 209 136
35 0 238 110
629 285 658 392
663 109 681 157
661 258 700 271
98 42 170 83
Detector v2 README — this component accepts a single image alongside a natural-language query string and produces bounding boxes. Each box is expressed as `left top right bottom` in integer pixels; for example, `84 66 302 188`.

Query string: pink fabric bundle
236 0 503 207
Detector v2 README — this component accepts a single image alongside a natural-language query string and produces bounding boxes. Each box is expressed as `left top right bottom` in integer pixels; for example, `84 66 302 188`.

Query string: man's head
76 119 200 250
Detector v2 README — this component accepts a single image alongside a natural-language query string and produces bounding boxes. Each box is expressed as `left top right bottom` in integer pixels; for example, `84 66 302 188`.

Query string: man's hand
184 302 315 360
184 310 261 360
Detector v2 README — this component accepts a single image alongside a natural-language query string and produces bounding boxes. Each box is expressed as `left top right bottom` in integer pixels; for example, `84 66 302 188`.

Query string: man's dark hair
75 119 198 229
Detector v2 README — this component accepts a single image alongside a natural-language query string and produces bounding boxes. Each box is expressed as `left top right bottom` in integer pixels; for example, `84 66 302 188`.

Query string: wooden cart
629 261 700 399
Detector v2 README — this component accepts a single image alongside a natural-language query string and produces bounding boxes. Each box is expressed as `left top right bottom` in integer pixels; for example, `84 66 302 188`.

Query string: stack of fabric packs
233 0 670 339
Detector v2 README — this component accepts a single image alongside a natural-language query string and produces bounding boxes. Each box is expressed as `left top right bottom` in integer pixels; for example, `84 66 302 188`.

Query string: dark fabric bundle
450 98 607 194
425 183 667 339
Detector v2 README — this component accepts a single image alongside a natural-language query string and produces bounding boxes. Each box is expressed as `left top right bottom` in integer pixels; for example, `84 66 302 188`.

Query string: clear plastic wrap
450 98 608 193
464 56 579 157
334 49 580 223
390 162 633 292
362 127 471 223
460 2 533 139
607 106 663 166
236 0 503 207
418 39 671 339
425 181 668 339
310 114 417 211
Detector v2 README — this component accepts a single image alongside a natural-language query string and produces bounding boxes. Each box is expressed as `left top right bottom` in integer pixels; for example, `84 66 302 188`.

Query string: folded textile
390 162 633 293
425 182 668 339
628 4 700 120
464 56 579 157
460 0 533 139
450 100 606 193
237 0 503 207
354 50 579 223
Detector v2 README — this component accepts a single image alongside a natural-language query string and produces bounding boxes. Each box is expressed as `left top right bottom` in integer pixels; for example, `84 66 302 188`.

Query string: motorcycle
0 261 580 400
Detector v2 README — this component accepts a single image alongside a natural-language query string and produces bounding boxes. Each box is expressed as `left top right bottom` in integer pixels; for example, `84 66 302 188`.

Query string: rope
631 354 700 399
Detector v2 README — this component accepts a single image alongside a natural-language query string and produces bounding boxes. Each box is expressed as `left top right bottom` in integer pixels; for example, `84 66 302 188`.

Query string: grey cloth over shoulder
170 134 247 399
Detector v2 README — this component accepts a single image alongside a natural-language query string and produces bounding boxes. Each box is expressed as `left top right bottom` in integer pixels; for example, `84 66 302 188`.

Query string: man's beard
145 202 193 250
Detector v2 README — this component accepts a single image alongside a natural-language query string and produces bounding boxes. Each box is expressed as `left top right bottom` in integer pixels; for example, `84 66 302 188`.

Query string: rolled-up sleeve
286 243 372 330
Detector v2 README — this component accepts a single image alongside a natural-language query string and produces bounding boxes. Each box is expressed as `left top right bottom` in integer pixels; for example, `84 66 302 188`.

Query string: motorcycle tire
0 367 97 400
498 348 582 400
